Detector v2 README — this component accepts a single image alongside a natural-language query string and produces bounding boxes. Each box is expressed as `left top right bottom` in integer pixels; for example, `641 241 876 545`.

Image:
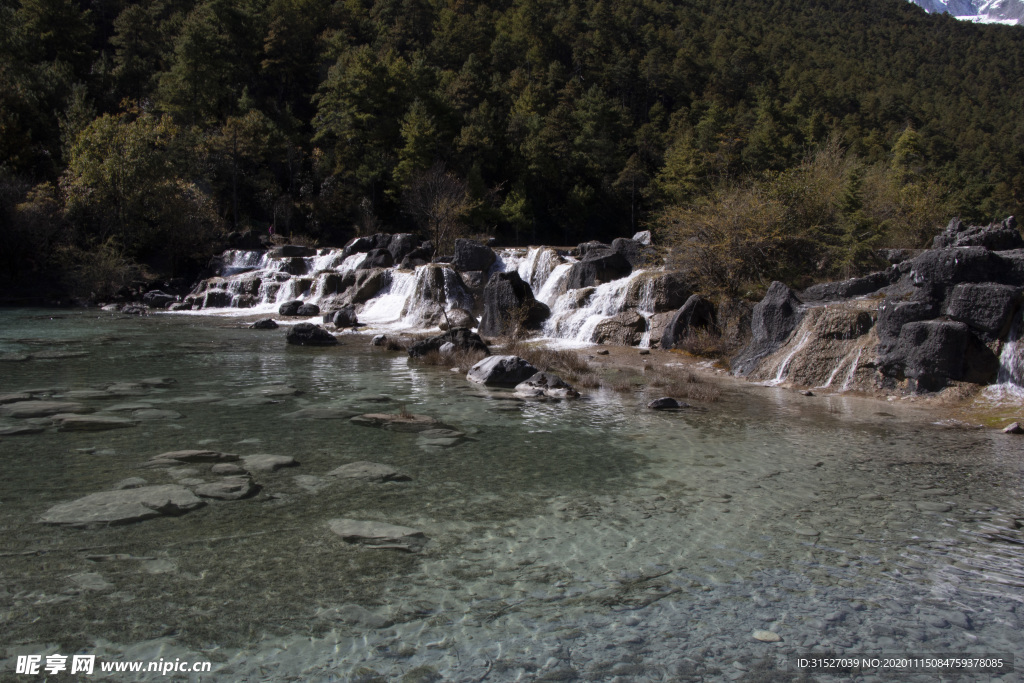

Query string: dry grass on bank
646 366 722 402
408 347 488 373
674 329 732 360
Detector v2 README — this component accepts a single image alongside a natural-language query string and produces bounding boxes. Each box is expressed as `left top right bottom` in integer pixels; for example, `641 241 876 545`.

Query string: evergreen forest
3 0 1024 300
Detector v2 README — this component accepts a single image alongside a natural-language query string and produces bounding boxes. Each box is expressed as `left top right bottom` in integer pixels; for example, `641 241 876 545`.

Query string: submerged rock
351 413 441 432
515 372 579 399
193 476 259 500
241 454 298 472
327 461 411 482
328 518 428 552
147 449 241 465
1 401 89 418
466 355 539 387
40 485 206 527
408 328 489 358
251 318 279 330
55 415 135 431
647 397 690 410
286 323 338 346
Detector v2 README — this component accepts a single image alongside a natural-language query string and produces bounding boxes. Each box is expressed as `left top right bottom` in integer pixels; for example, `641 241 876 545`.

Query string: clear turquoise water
1 309 1022 681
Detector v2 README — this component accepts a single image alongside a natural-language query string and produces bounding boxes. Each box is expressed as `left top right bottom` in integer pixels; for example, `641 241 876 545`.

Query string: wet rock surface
327 518 427 552
327 461 411 482
286 323 339 346
40 485 206 527
466 355 538 387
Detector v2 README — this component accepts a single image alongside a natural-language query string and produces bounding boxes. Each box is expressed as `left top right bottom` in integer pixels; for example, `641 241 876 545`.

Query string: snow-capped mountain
908 0 1024 24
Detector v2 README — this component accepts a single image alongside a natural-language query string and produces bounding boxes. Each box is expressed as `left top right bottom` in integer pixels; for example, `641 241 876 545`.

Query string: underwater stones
139 377 176 387
1 401 89 418
251 318 278 329
647 397 690 410
148 450 240 465
514 372 579 399
281 406 358 420
193 475 259 500
286 323 338 346
116 477 148 489
752 630 782 643
417 428 468 448
478 271 550 337
56 415 135 431
915 501 952 513
40 485 205 527
0 392 32 404
132 409 183 420
351 413 440 433
327 461 411 482
408 328 489 358
0 425 45 436
452 239 496 272
211 463 247 475
466 355 539 387
731 282 805 377
328 518 428 552
241 453 298 472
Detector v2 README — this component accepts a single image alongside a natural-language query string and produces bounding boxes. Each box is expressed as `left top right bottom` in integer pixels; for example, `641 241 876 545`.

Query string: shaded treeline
2 0 1024 298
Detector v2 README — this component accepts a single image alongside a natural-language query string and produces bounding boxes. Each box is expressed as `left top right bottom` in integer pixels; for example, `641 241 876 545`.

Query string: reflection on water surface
1 310 1022 681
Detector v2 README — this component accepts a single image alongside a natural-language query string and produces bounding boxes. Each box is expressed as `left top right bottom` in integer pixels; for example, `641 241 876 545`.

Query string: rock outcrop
466 355 538 386
478 271 550 336
408 328 489 358
286 323 338 346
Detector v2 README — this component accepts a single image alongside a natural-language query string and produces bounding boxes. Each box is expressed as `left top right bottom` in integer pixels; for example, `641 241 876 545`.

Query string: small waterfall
636 276 657 349
839 348 864 391
764 328 814 386
543 270 646 344
220 250 267 276
536 263 574 307
359 271 418 327
985 309 1024 399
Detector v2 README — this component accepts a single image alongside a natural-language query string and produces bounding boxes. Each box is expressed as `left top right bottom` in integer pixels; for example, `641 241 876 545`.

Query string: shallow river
1 309 1022 682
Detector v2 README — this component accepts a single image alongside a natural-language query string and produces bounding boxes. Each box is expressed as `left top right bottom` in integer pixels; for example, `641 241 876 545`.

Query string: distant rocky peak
907 0 1024 24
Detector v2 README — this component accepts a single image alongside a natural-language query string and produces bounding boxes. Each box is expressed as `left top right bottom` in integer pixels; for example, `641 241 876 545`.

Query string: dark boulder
342 233 392 259
278 300 304 316
565 250 632 289
358 248 394 270
399 244 433 269
573 241 611 258
647 397 689 410
408 328 490 358
478 271 550 337
251 318 278 330
932 216 1022 251
875 294 941 353
466 355 538 386
387 233 420 263
286 323 339 346
625 272 691 312
878 320 970 390
269 245 317 258
331 305 360 328
800 270 896 302
200 290 233 309
142 290 176 308
452 239 497 272
296 303 320 316
943 283 1021 340
731 282 805 376
611 237 653 268
661 295 717 350
225 230 264 251
901 247 1007 290
279 257 309 275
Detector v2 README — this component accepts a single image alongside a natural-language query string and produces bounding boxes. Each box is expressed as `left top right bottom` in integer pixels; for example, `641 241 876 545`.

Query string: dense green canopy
2 0 1023 296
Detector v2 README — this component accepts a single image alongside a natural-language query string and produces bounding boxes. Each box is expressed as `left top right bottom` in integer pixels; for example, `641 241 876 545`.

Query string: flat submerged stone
56 415 135 431
241 453 298 472
327 461 410 482
40 485 205 527
327 518 427 552
351 413 440 433
1 401 89 418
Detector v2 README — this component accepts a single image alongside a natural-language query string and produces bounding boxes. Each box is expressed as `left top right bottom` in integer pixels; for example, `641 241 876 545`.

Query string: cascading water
985 309 1024 399
543 270 648 344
